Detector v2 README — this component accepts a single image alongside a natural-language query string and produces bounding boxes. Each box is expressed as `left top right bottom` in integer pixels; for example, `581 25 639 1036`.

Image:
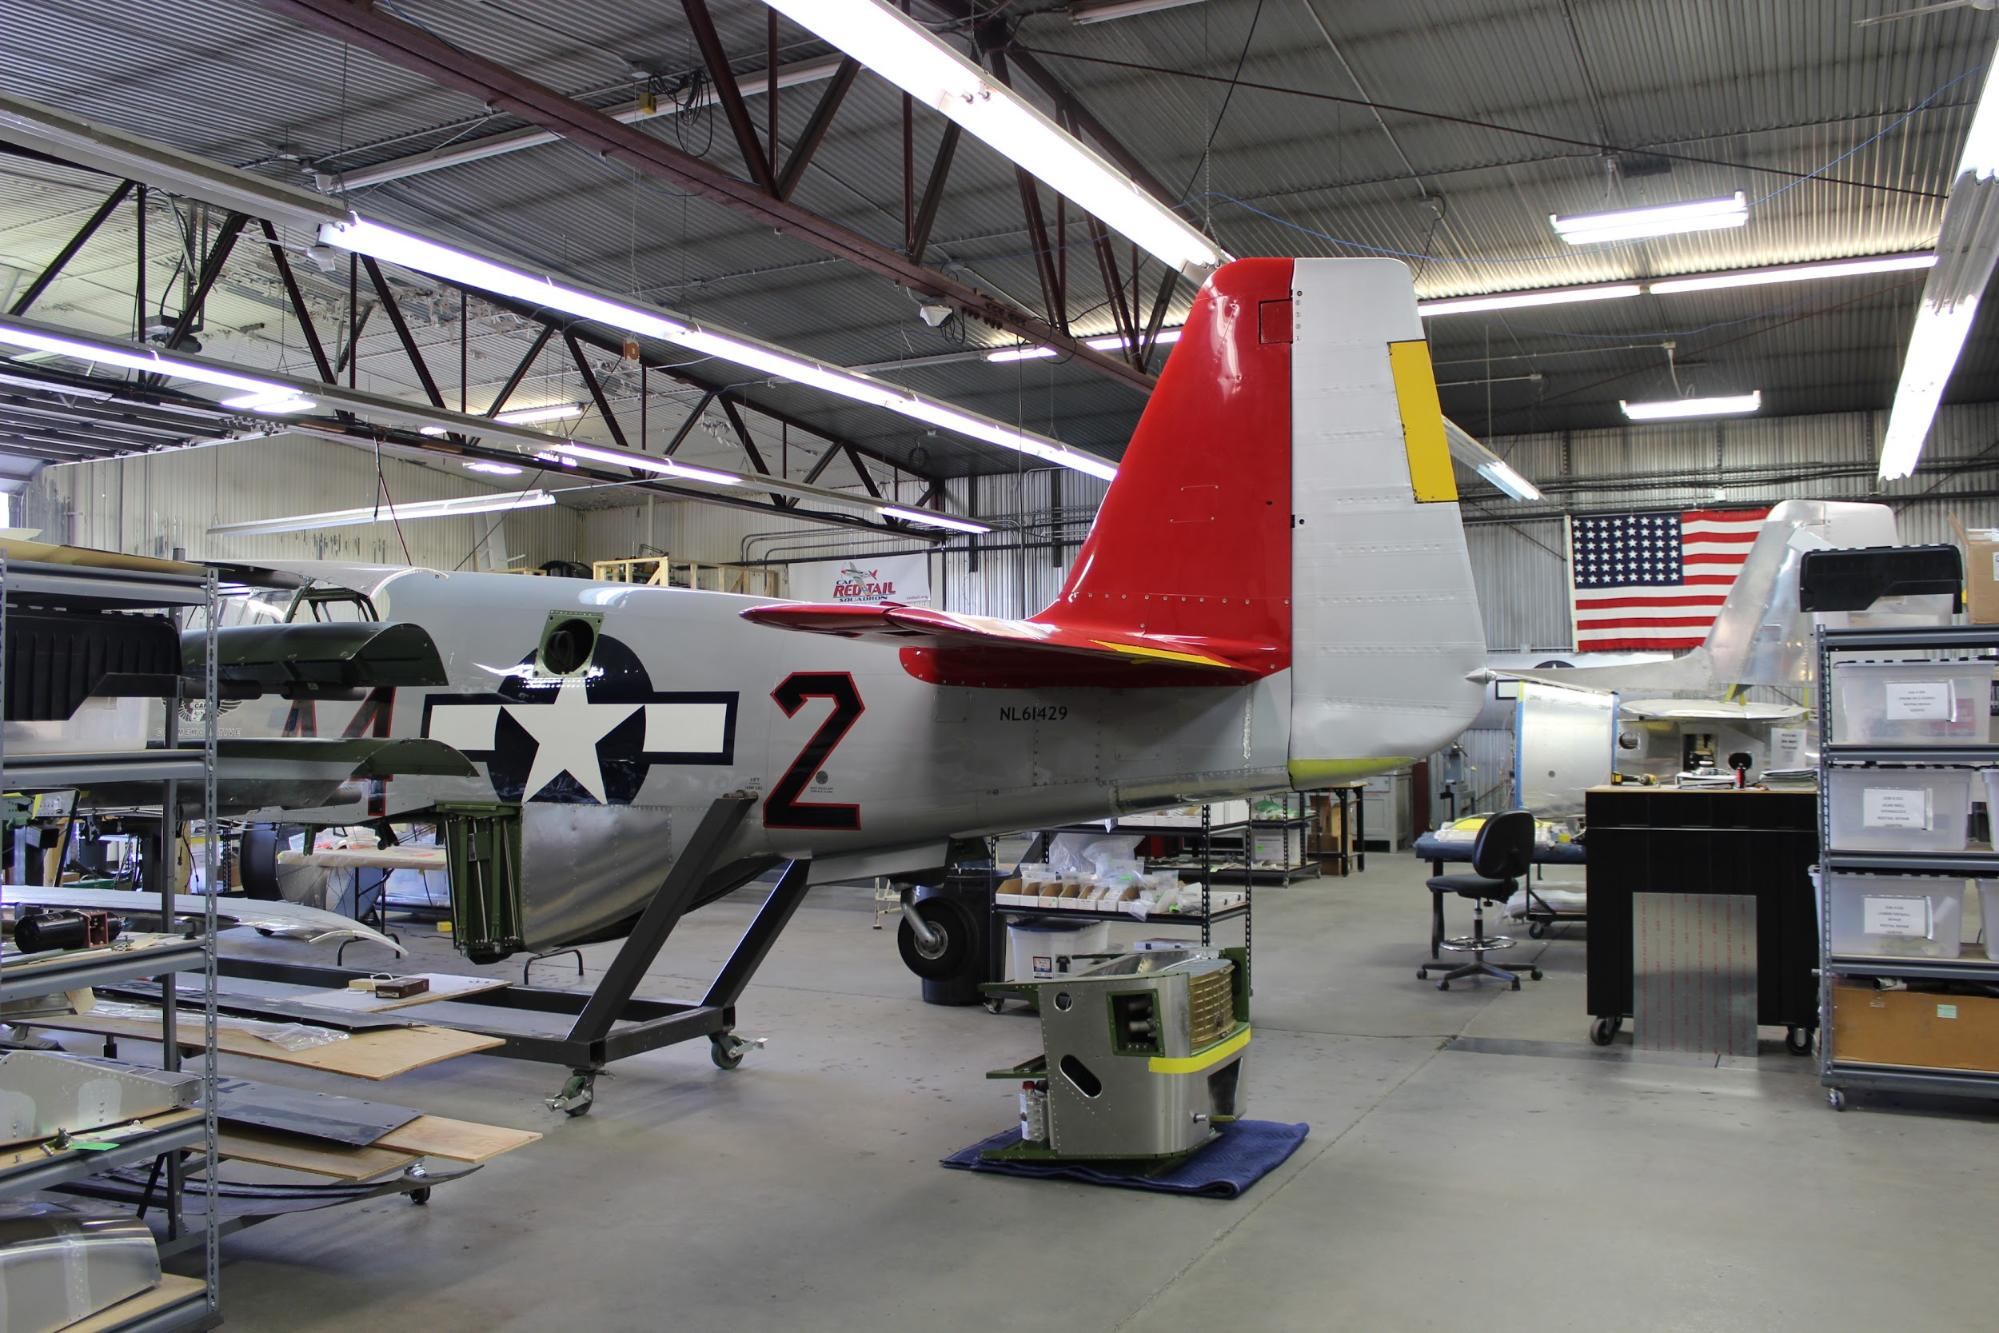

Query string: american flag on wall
1568 507 1772 651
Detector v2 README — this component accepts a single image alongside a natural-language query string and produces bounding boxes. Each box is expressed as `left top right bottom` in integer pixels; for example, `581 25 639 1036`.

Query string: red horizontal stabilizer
741 602 1269 687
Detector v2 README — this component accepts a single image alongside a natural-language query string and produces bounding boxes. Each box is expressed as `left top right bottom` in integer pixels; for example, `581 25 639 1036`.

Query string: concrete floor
116 855 1999 1330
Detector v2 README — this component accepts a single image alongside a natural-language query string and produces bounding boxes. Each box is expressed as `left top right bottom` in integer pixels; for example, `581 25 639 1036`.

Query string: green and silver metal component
982 947 1250 1164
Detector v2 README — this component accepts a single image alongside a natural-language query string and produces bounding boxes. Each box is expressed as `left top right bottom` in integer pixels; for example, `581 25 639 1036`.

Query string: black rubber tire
564 1097 593 1118
1786 1026 1814 1056
409 1187 432 1205
1416 969 1428 980
1590 1017 1616 1047
1531 969 1544 981
1528 922 1547 940
896 897 975 981
710 1035 746 1070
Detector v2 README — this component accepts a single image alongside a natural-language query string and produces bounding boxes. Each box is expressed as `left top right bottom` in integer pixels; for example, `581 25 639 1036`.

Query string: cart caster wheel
1528 922 1547 940
1531 969 1544 981
546 1070 596 1116
1786 1026 1814 1056
1828 1088 1847 1112
1590 1017 1617 1047
710 1033 749 1070
409 1187 432 1205
983 996 1006 1015
1437 980 1450 991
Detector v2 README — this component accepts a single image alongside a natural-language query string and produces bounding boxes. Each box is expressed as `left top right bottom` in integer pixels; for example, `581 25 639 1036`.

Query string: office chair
1418 809 1543 991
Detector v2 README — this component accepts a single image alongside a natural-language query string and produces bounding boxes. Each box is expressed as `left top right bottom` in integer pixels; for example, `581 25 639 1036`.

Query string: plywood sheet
0 1108 199 1172
374 1114 540 1163
216 1126 417 1180
23 1011 502 1080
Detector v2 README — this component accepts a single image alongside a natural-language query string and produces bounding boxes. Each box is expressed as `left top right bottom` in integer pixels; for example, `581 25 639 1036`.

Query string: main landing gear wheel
710 1033 751 1070
897 896 975 981
1786 1026 1814 1056
547 1070 597 1117
1590 1016 1622 1047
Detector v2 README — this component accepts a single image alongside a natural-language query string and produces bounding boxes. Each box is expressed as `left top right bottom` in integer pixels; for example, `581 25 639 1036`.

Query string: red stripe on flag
1574 594 1728 610
1576 615 1724 629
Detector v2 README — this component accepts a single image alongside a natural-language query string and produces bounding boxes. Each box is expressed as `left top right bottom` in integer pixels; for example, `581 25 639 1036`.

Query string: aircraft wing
3 885 406 955
741 603 1268 681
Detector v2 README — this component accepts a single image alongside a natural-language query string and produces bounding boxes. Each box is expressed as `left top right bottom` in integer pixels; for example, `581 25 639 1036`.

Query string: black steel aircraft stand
218 794 816 1115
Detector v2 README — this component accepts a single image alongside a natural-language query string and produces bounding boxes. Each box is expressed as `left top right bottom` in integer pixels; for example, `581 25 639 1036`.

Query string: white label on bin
1862 787 1932 830
1884 681 1955 720
1939 1003 1959 1020
1862 894 1932 938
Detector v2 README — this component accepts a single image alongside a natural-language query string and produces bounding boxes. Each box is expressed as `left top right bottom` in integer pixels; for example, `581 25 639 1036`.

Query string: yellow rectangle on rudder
1389 339 1456 503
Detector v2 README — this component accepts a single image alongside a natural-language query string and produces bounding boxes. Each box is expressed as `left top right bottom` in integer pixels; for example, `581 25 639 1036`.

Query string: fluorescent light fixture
324 215 1117 480
493 402 584 426
987 326 1185 363
463 460 523 476
319 218 691 342
1443 418 1543 503
1647 252 1936 295
0 370 113 399
880 504 991 534
220 391 317 414
1620 391 1762 421
419 425 450 436
0 320 319 414
1072 0 1208 23
1551 192 1748 245
1879 63 1999 480
1475 460 1544 503
758 0 1227 277
210 489 555 536
1418 284 1643 317
545 440 743 486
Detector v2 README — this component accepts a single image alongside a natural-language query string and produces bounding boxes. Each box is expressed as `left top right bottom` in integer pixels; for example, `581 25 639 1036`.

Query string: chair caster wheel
1416 969 1428 980
1531 969 1544 981
1437 980 1450 991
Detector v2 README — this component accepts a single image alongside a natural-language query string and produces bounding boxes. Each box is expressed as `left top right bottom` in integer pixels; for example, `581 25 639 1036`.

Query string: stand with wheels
221 793 810 1113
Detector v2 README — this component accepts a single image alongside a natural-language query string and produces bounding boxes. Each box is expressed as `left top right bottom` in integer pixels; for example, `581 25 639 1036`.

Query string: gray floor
127 856 1999 1329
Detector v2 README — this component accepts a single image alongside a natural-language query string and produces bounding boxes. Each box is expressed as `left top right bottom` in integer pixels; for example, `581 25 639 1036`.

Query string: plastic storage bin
1981 881 1999 962
1823 870 1964 959
1826 767 1974 852
1831 661 1993 745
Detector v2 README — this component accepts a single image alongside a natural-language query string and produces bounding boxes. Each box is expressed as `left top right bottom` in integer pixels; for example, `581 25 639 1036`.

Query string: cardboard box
1953 515 1999 624
1831 981 1999 1074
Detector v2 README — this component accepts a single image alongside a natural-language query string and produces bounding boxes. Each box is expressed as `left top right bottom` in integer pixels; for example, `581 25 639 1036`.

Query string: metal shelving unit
1816 623 1999 1113
0 554 221 1329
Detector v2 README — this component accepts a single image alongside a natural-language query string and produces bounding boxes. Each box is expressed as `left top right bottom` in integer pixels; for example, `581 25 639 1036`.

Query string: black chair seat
1427 872 1515 901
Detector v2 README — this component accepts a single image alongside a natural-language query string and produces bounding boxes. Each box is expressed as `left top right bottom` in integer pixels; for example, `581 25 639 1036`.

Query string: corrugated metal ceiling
0 0 1992 490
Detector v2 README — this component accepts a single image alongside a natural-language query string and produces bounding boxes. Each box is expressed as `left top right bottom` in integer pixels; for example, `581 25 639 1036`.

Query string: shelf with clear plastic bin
994 866 1247 923
1827 658 1996 748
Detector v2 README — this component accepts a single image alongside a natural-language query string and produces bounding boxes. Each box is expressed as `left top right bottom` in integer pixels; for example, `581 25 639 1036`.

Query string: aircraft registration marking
998 705 1069 722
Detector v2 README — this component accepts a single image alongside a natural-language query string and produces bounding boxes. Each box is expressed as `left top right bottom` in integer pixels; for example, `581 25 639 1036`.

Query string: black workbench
1582 785 1819 1048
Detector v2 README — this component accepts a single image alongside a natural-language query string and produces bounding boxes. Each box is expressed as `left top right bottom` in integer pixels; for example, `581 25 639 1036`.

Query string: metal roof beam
253 0 1154 392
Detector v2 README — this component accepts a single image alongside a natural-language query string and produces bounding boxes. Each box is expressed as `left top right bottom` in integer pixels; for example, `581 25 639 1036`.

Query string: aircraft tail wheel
897 896 974 981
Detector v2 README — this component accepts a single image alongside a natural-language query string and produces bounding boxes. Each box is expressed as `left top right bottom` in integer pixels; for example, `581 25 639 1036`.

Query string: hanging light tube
1648 252 1936 295
543 441 743 486
493 402 585 426
1880 63 1999 480
879 504 991 534
1620 391 1762 421
1551 192 1748 245
756 0 1227 278
210 489 555 536
317 216 1119 480
0 318 317 412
